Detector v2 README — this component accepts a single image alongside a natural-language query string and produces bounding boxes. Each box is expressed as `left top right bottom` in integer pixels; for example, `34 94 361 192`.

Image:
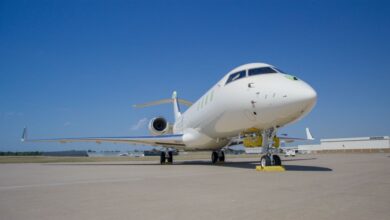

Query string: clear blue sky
1 0 389 151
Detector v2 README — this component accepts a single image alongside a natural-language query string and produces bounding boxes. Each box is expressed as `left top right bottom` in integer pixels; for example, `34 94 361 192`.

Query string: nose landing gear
260 154 281 167
259 127 283 168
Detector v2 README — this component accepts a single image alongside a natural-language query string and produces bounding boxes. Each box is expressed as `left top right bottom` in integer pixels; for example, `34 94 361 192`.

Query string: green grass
0 153 259 164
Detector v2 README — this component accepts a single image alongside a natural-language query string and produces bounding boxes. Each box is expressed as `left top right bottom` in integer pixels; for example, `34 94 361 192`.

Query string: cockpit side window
248 67 277 76
226 70 246 85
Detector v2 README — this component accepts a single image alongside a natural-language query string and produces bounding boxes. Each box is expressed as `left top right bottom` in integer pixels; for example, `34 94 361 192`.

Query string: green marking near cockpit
284 74 299 81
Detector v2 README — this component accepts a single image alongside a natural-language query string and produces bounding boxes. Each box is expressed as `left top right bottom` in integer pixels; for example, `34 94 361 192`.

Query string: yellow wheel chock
256 166 285 172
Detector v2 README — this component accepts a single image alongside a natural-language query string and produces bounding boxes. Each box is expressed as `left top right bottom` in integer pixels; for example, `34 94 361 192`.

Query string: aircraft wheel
160 152 166 164
211 151 218 164
272 155 282 166
218 151 225 162
260 155 271 167
167 151 173 164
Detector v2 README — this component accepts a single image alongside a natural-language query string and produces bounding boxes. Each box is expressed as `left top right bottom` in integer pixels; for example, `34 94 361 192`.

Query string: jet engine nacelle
148 117 172 135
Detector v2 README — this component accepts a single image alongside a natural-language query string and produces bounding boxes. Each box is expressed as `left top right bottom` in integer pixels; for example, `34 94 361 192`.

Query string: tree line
0 151 42 156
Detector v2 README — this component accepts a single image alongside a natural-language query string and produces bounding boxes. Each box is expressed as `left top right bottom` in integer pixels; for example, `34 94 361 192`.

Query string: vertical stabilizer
172 91 181 122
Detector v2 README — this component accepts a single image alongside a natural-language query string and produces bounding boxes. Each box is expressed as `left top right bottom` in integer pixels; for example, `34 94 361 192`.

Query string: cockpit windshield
226 70 246 85
273 67 286 73
225 66 286 85
248 67 277 76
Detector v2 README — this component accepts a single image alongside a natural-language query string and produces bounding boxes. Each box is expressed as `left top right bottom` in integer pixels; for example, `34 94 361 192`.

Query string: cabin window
210 90 214 102
226 70 246 85
248 67 277 76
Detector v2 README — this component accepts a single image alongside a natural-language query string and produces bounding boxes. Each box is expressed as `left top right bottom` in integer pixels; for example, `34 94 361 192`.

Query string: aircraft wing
278 128 315 143
21 128 185 148
278 136 309 143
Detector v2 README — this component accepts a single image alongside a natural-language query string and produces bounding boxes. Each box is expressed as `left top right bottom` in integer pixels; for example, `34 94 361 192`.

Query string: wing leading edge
21 128 185 148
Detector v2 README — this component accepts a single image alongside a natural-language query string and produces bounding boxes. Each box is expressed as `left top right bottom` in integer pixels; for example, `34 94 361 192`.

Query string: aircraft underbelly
214 111 252 134
182 128 228 150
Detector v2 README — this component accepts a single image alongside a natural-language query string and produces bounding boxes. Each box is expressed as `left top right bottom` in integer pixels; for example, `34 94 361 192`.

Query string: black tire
167 151 173 164
160 152 166 164
272 155 282 166
260 155 271 167
211 151 218 164
218 151 225 162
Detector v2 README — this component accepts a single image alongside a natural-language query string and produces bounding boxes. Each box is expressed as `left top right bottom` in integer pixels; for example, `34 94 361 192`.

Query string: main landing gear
160 151 174 164
211 151 225 164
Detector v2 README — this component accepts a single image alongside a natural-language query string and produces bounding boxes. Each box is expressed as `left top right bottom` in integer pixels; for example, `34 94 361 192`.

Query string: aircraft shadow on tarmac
178 160 332 171
51 158 332 171
279 157 318 162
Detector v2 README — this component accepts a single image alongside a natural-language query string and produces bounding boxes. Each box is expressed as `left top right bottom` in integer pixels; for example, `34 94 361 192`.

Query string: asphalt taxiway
0 153 389 220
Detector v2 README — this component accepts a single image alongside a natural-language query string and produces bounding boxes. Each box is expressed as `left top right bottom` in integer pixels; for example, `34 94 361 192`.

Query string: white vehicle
22 63 316 167
284 149 296 157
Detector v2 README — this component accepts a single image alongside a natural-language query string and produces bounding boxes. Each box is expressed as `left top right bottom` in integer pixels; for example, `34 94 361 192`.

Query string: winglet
21 127 28 142
172 91 177 99
306 128 314 140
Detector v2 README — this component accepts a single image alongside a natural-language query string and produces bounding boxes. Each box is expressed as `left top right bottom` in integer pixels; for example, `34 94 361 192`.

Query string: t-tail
132 91 192 123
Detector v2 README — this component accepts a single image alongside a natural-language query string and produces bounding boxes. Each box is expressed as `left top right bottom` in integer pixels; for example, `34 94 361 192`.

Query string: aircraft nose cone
300 83 317 111
304 85 317 103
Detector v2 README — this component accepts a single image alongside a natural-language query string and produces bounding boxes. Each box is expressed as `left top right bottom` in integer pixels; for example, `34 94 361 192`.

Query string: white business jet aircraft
22 63 317 167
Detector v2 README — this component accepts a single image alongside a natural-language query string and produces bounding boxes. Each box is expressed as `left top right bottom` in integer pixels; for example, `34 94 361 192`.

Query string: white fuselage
173 63 317 151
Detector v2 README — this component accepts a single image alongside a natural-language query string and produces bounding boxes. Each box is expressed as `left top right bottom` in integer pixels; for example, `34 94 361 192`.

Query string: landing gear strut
160 151 174 164
211 151 225 164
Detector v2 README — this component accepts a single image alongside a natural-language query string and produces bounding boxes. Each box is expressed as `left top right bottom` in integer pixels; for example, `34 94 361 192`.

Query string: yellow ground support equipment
273 137 280 148
243 136 263 148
